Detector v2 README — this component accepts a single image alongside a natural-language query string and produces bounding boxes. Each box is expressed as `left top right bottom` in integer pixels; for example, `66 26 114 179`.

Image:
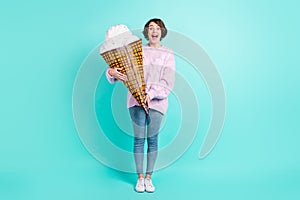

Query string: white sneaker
144 178 155 192
135 178 145 192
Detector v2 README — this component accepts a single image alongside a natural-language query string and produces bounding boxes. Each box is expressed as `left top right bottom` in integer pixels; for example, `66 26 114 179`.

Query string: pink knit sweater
105 45 176 114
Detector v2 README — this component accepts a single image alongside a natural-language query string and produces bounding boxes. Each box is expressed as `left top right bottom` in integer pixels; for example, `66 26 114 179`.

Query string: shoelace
137 179 144 187
145 179 154 188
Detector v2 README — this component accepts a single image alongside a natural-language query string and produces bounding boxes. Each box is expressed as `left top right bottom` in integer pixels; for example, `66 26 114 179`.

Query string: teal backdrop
1 0 299 199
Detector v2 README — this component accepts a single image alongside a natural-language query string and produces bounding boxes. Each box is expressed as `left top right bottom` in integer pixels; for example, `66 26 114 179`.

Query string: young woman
106 18 175 192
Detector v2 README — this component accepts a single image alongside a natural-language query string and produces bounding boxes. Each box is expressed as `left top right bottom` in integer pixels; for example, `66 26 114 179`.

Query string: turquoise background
1 0 299 199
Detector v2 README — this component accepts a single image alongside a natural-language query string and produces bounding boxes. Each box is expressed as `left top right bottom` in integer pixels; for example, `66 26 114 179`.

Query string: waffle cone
101 39 148 114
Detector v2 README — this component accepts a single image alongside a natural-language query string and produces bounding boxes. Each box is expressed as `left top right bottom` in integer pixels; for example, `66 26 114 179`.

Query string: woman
106 18 175 192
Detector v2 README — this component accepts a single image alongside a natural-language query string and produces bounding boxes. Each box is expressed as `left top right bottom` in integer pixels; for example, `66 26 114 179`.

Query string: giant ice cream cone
100 25 148 114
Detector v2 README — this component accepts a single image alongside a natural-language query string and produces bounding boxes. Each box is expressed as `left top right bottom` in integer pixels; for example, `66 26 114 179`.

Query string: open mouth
151 35 158 39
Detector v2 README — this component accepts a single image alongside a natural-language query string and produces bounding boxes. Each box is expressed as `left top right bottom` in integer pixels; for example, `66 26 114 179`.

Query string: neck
148 42 161 48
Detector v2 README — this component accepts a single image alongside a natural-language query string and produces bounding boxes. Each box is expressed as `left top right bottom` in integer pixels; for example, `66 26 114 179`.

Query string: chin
150 39 159 43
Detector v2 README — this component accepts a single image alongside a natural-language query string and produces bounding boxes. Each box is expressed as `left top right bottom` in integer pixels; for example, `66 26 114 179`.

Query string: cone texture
101 39 148 113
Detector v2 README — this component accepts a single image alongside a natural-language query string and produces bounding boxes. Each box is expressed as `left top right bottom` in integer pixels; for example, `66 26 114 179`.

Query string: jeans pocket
129 106 137 120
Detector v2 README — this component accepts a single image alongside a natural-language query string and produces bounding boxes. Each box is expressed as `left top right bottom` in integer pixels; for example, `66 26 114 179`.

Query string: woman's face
147 21 162 45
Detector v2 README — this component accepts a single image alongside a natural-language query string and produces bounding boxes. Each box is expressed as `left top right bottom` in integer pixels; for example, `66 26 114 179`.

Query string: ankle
138 174 144 179
145 174 151 179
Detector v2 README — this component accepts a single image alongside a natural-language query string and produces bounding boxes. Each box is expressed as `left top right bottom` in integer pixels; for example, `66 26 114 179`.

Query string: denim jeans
129 106 163 175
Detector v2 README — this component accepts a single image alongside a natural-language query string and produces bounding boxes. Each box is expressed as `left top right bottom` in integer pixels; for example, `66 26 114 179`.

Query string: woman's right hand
144 94 150 107
108 68 128 82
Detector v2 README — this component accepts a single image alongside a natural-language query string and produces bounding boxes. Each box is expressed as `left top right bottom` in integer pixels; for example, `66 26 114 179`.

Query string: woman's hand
145 94 150 107
108 68 128 82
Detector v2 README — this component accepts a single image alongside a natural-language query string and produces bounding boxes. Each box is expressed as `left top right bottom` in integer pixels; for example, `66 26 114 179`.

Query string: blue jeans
129 106 163 175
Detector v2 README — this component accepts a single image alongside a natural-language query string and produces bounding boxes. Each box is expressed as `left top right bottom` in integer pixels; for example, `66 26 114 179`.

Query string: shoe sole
145 190 155 193
135 189 145 193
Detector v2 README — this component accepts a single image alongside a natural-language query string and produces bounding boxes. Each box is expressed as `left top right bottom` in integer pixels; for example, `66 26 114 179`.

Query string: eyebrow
149 25 160 27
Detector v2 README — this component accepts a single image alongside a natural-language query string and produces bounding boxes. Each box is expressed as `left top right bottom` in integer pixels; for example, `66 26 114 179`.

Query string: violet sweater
105 45 176 115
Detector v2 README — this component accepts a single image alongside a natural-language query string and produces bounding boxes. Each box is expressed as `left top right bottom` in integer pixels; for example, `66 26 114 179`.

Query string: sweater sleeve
147 51 176 100
105 68 118 84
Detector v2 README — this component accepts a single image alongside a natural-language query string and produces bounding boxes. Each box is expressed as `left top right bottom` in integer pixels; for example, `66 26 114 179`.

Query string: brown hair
143 18 168 41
